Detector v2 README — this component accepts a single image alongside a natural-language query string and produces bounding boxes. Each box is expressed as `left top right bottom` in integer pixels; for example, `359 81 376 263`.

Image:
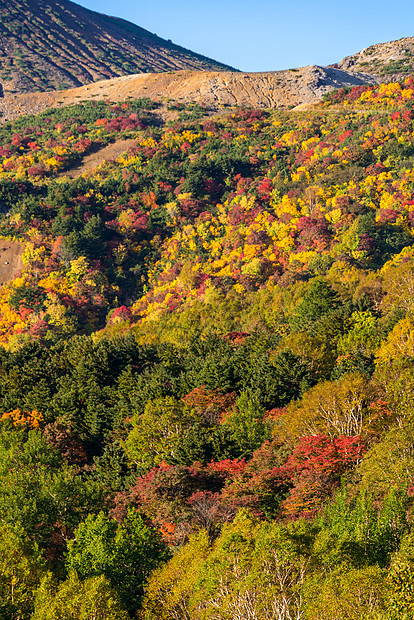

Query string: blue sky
79 0 414 72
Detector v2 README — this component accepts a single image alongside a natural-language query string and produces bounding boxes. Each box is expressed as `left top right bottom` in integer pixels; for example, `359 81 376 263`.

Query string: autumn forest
2 79 414 618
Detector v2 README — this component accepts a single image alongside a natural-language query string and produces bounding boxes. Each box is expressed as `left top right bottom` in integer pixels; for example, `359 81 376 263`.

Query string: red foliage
27 164 47 177
234 174 253 195
377 209 399 223
296 216 331 251
207 458 247 478
280 435 365 517
222 331 250 346
179 198 205 220
73 138 92 153
339 130 353 143
257 177 273 198
108 305 132 324
30 319 48 337
283 435 364 475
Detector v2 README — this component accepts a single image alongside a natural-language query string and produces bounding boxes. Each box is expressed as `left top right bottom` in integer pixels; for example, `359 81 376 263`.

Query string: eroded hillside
0 65 380 122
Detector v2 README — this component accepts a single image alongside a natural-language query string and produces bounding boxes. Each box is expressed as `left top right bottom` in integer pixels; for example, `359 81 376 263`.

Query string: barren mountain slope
0 65 380 121
333 37 414 80
0 0 234 95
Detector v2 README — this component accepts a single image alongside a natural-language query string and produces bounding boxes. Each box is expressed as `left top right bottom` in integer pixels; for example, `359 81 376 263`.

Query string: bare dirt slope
0 241 24 285
0 65 379 122
61 138 138 179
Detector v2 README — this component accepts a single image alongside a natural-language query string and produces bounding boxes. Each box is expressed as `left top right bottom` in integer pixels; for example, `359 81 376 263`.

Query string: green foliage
33 572 129 620
314 485 409 568
357 424 414 498
290 279 341 334
125 396 194 470
303 564 388 619
139 530 211 620
0 523 45 620
221 391 272 458
0 425 101 555
66 509 170 614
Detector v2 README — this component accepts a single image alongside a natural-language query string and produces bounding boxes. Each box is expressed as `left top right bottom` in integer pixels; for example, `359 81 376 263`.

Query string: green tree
357 423 414 499
0 523 45 620
140 530 210 620
0 426 101 556
66 509 169 614
124 396 200 470
33 572 128 620
314 485 408 568
290 279 341 334
387 531 414 619
304 565 388 620
221 391 272 458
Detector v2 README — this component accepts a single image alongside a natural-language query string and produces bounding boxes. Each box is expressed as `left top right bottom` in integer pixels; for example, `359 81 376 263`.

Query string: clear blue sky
79 0 414 72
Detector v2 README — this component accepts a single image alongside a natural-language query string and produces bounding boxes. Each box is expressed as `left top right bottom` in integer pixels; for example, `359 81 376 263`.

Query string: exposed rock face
332 37 414 80
0 0 235 95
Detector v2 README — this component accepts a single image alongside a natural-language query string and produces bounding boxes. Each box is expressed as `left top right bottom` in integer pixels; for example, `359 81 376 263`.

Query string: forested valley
1 81 414 618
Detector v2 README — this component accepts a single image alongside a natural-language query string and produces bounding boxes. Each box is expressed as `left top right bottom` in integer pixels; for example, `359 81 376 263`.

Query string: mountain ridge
1 0 413 112
0 0 235 95
333 36 414 80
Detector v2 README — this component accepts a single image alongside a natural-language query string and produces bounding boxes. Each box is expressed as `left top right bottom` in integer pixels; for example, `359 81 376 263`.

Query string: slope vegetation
0 80 414 618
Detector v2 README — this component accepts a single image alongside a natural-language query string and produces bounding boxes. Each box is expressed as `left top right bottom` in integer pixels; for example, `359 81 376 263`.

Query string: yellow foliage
376 317 414 363
68 257 89 283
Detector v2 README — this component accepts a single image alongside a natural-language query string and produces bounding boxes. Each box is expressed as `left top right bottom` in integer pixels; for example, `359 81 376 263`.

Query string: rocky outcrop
332 37 414 80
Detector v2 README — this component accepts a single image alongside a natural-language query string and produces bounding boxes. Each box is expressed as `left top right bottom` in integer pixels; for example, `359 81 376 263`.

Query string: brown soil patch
0 240 24 285
61 138 138 179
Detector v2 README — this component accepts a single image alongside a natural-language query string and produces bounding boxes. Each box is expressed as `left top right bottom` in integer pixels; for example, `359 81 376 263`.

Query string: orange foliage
2 408 44 428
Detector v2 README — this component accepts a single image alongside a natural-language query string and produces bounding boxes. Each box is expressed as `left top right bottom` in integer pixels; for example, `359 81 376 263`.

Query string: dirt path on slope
61 138 138 179
0 240 24 285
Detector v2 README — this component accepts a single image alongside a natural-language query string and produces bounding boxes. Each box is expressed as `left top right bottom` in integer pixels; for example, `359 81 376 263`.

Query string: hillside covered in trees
2 80 414 618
